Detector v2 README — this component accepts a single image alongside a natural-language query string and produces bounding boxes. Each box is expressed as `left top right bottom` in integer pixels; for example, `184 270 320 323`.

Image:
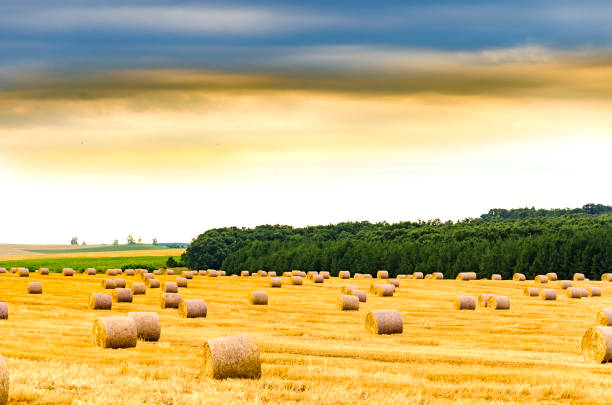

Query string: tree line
182 204 612 280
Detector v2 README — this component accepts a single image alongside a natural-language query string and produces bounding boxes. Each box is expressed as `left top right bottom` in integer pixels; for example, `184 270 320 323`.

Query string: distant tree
127 235 135 245
70 237 78 245
152 238 158 245
166 257 180 268
138 237 142 244
113 239 119 245
81 241 87 245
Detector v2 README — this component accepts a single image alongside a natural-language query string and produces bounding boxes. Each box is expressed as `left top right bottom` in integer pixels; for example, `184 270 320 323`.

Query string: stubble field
1 271 612 404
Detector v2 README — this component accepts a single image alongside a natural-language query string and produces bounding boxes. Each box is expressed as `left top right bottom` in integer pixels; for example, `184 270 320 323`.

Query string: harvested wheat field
2 272 612 404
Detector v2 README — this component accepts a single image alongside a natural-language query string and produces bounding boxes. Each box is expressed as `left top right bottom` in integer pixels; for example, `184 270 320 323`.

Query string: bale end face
487 295 510 310
582 326 612 363
596 309 612 326
93 317 137 349
365 310 403 334
478 294 493 307
512 273 526 281
203 334 261 379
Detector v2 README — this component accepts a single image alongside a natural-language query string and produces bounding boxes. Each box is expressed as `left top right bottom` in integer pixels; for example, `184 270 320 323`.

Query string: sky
1 0 611 244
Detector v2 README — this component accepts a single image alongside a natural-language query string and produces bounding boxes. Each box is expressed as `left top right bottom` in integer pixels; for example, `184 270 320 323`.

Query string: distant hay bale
10 268 17 273
127 312 161 341
338 295 359 310
596 309 612 326
207 270 218 277
581 326 612 363
89 293 112 310
456 272 477 281
0 353 8 405
407 275 413 279
176 278 188 288
388 279 399 288
291 276 303 285
203 334 261 379
166 269 175 275
0 302 7 319
589 287 602 297
267 271 277 277
580 288 589 297
433 272 444 279
101 279 116 289
162 282 178 293
535 275 548 283
524 287 539 297
124 269 135 276
338 271 350 279
112 288 133 303
369 283 383 293
178 299 206 317
0 268 6 274
312 274 324 283
478 294 494 307
512 273 526 281
198 270 207 276
487 295 510 310
375 284 395 297
365 310 403 334
567 287 583 298
85 268 97 275
38 268 49 275
62 268 74 276
348 289 366 302
270 277 282 287
249 291 268 305
18 268 29 277
377 270 389 279
397 274 407 279
341 285 357 294
182 271 193 279
574 273 585 281
153 269 161 275
560 280 572 289
106 269 119 276
540 289 557 300
413 272 424 279
601 273 612 281
114 278 126 288
131 282 146 295
320 271 330 279
546 272 558 281
141 273 154 281
219 270 228 276
454 296 476 310
93 316 137 349
425 274 433 279
306 271 318 279
241 271 250 277
161 293 182 309
27 282 42 294
491 274 502 280
146 278 160 288
135 269 146 275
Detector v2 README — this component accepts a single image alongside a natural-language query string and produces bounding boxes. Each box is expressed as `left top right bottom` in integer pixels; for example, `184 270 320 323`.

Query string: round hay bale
114 278 126 288
388 279 399 288
540 289 557 300
455 296 476 310
162 282 178 293
249 291 268 305
377 270 389 279
167 269 175 275
131 282 146 295
270 277 282 287
369 283 382 293
524 287 539 297
241 270 250 277
413 272 424 279
312 274 324 283
85 268 96 275
0 353 8 405
178 299 206 317
181 271 193 279
574 273 585 281
338 271 350 279
589 287 602 297
478 294 494 306
291 276 303 285
491 274 502 280
375 284 395 297
127 312 161 341
320 271 330 279
38 268 49 275
10 268 17 273
89 293 112 310
62 268 74 276
112 288 133 303
282 272 291 277
207 270 218 277
560 280 572 289
93 316 137 349
580 288 589 297
425 274 433 279
306 271 317 279
101 279 116 289
582 326 612 363
602 273 612 282
433 272 444 280
0 302 7 319
348 289 367 302
267 271 277 277
456 272 477 281
512 273 526 281
153 269 161 276
338 294 359 310
597 309 612 326
141 273 154 281
341 285 357 294
203 334 261 379
176 278 188 288
397 274 407 279
18 268 29 277
0 268 6 274
567 287 583 298
106 269 118 275
546 272 558 281
535 275 548 283
198 270 207 276
27 282 42 294
487 295 510 310
365 310 403 334
145 278 160 288
161 293 182 309
124 269 135 276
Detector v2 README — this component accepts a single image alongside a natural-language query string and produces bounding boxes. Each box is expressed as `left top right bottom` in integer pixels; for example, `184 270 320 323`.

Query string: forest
181 204 612 280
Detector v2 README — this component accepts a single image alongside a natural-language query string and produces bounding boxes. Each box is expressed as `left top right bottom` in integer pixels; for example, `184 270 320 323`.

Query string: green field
25 244 168 254
0 256 182 273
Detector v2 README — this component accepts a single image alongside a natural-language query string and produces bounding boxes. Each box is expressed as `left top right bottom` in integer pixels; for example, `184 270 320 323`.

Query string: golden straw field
2 271 612 404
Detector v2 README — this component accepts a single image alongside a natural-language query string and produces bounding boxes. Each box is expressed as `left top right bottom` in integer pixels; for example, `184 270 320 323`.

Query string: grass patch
26 244 168 254
0 256 181 273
